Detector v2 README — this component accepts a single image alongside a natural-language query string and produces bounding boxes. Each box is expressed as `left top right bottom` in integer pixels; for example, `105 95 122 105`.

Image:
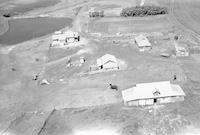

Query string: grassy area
88 16 172 34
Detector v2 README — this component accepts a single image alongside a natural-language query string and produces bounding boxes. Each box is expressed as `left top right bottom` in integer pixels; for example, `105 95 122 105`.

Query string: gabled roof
135 34 152 47
97 54 117 66
122 81 185 102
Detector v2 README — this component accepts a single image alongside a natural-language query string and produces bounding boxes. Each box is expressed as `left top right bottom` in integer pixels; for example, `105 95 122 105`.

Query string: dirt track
170 0 200 38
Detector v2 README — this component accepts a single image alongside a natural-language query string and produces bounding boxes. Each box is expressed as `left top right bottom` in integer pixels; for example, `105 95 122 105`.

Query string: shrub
3 14 11 18
120 6 168 17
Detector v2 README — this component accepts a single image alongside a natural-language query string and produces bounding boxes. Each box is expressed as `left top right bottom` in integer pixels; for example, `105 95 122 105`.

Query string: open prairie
0 0 200 135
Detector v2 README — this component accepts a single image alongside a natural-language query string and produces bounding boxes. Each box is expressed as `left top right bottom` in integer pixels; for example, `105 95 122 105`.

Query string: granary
51 30 80 47
96 54 119 70
122 81 185 106
135 34 152 52
174 41 189 57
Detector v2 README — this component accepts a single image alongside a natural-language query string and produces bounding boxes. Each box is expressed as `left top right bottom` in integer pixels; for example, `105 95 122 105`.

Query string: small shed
122 81 185 106
174 41 189 57
135 34 152 52
97 54 119 70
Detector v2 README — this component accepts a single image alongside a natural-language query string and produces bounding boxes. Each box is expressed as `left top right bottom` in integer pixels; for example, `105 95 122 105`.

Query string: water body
0 17 72 45
0 0 61 16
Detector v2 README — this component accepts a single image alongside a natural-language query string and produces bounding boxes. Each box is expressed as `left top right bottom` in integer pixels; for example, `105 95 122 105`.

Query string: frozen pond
0 0 61 16
0 17 72 45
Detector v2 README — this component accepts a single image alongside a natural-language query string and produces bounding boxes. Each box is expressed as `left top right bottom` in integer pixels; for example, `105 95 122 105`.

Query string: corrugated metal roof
97 54 117 67
122 81 185 102
135 34 152 47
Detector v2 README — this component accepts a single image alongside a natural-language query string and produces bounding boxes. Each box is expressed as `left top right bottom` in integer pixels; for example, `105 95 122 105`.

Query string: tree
120 6 168 17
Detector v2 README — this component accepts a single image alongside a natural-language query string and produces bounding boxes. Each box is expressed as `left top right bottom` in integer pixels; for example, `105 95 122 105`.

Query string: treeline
120 6 168 17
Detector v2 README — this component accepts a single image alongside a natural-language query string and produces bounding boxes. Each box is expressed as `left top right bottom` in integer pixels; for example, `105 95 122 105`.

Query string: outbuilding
122 81 185 106
97 54 119 70
135 34 152 52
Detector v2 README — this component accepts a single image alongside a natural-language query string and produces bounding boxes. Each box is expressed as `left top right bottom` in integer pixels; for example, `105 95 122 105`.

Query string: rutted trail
170 0 200 38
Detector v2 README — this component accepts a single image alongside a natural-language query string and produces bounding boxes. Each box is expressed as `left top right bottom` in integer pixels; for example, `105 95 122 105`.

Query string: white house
51 30 80 47
63 30 79 43
135 34 152 52
122 81 185 106
96 54 119 70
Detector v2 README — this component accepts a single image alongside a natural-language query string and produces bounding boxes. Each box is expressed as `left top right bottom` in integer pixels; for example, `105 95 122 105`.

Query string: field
1 0 200 135
88 16 172 34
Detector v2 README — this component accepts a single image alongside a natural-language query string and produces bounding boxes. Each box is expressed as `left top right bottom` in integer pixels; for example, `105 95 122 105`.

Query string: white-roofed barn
122 81 185 106
96 54 119 70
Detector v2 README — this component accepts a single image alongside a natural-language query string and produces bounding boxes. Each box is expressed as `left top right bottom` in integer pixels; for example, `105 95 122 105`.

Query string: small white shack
135 34 152 52
97 54 119 70
122 81 185 106
174 41 189 57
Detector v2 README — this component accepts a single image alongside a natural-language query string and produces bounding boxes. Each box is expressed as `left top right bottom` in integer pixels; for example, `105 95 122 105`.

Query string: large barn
122 81 185 106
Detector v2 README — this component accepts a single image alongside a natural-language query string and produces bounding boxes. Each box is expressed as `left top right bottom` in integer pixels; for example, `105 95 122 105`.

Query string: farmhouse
122 81 185 106
97 54 119 70
135 34 152 52
51 30 80 47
